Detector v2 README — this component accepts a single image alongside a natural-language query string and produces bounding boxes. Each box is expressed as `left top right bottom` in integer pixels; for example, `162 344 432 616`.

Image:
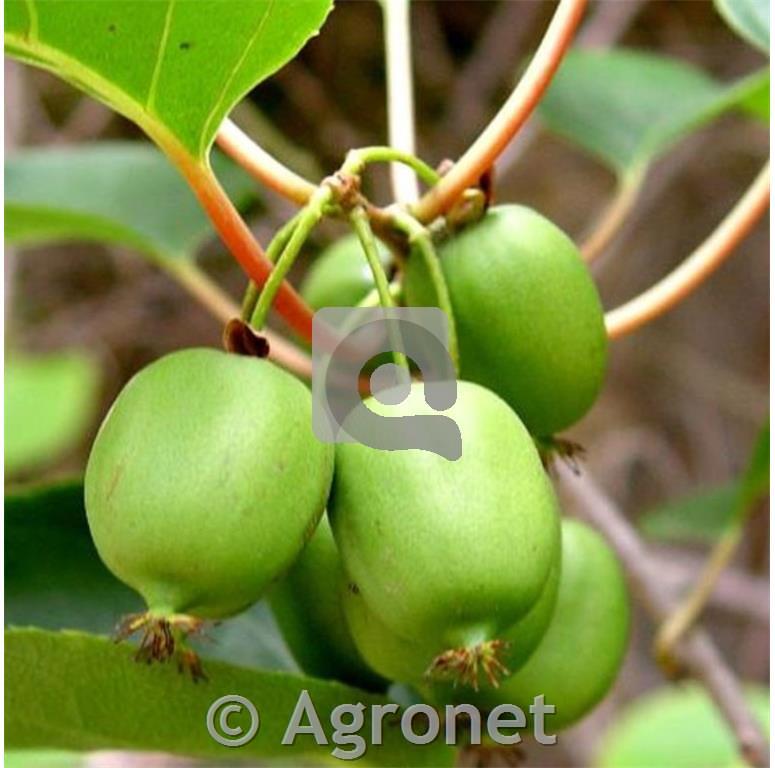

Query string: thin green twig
240 210 305 322
251 187 332 330
390 208 459 374
342 146 441 189
350 205 410 374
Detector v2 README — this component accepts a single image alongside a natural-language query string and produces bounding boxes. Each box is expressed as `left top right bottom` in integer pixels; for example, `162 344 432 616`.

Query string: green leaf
5 480 297 672
4 1 334 160
598 683 769 768
6 480 141 631
714 0 769 54
5 142 254 264
5 752 82 768
6 629 455 766
5 353 99 476
538 49 768 178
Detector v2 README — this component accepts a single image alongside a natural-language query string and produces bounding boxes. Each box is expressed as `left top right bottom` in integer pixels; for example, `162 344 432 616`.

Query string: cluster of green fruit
303 205 608 437
85 205 628 732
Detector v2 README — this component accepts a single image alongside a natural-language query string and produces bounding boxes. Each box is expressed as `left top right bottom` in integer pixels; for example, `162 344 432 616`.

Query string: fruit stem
349 205 411 374
410 0 587 223
426 639 511 691
605 161 770 339
389 207 460 375
251 185 333 330
341 146 441 190
240 210 305 322
358 281 403 309
350 207 398 311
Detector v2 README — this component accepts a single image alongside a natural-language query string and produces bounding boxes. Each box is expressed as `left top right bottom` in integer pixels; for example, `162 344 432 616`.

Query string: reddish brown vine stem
217 119 317 205
178 154 315 342
411 0 588 224
606 162 770 339
581 168 645 262
216 0 587 228
555 463 769 768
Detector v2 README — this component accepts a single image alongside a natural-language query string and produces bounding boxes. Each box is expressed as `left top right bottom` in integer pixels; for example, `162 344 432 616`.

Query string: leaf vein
24 0 39 42
146 0 177 112
199 0 276 156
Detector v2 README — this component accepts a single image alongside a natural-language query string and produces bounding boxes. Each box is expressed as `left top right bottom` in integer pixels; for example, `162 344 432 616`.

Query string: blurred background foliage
4 1 769 766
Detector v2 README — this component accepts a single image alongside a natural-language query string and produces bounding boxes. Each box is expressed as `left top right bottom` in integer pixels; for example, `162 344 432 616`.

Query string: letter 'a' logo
311 307 462 460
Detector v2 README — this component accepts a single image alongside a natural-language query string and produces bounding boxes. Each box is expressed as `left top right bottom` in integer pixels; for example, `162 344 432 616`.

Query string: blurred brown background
4 1 769 766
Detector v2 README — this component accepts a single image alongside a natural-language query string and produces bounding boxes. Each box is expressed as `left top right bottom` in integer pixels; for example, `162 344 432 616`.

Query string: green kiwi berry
403 205 607 436
343 552 561 688
269 515 387 691
329 380 560 687
441 518 629 730
85 348 334 673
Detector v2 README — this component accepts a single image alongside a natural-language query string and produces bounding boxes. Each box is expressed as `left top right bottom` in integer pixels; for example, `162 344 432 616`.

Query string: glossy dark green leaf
4 1 334 160
538 49 768 177
6 629 454 766
714 0 769 54
5 353 99 476
5 142 254 263
5 480 297 671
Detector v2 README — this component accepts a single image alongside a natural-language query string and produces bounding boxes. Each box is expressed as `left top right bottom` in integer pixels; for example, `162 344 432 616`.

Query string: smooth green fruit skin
344 550 561 686
440 519 629 730
597 684 769 768
269 515 387 692
403 205 608 436
330 380 561 648
342 576 446 685
85 348 334 620
301 233 391 309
